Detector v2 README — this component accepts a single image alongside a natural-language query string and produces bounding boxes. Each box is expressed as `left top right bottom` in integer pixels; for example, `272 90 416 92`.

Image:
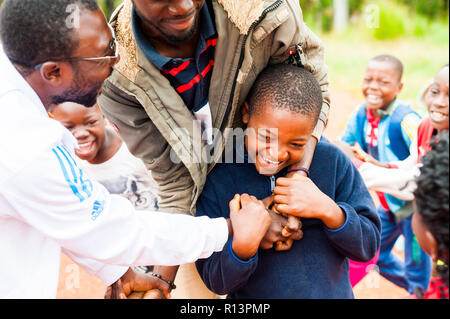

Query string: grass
305 1 449 116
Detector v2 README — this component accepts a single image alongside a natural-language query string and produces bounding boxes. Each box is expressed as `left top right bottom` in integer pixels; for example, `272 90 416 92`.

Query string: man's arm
270 1 330 173
1 149 229 287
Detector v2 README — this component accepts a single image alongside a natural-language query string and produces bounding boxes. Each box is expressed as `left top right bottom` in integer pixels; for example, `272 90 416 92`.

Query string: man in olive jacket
98 0 330 298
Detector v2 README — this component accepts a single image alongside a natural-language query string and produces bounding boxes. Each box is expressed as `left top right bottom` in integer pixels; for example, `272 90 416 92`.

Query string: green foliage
98 0 122 19
300 0 449 37
372 3 406 39
368 0 449 40
300 0 365 31
397 0 449 20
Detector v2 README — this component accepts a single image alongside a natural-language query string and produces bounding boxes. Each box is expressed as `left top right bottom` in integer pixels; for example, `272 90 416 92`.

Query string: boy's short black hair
414 132 449 287
0 0 99 73
247 64 322 125
370 54 404 81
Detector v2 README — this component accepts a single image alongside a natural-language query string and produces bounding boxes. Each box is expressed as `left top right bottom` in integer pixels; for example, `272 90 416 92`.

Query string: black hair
0 0 99 74
247 64 322 125
370 54 404 81
414 131 449 293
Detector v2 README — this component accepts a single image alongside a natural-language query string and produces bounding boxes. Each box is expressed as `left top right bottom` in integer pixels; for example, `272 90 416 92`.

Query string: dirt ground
56 89 410 299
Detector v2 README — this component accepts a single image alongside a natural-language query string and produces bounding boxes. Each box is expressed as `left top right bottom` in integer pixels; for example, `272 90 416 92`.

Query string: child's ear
397 81 404 93
243 102 250 124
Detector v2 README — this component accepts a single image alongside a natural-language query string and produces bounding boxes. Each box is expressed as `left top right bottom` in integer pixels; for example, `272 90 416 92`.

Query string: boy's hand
229 194 271 260
352 146 392 168
259 210 303 250
273 176 346 230
104 268 171 299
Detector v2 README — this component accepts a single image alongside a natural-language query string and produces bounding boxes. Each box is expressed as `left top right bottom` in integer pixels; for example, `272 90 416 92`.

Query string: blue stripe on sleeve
56 145 78 183
52 148 85 202
59 145 93 198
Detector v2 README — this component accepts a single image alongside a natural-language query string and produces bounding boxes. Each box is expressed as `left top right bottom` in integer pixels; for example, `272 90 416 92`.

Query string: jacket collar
217 0 265 35
112 0 268 81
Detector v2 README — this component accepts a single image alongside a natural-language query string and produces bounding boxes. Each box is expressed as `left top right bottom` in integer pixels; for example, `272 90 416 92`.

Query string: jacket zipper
220 0 284 133
270 175 276 193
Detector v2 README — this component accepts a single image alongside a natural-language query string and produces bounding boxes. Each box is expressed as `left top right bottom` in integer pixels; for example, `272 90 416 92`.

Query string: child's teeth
432 111 448 120
263 156 279 165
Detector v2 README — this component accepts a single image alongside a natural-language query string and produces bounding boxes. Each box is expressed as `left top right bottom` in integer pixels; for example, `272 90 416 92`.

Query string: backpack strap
354 105 368 152
388 102 420 160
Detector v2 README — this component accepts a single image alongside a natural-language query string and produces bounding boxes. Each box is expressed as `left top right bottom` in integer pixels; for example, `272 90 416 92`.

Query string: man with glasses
0 0 271 299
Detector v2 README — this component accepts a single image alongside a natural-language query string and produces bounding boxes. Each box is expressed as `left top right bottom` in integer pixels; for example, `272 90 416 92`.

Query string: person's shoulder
315 138 352 168
346 103 367 123
0 100 69 182
418 117 432 132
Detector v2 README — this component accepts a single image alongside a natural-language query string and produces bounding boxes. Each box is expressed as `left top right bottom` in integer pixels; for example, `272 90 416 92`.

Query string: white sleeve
358 162 420 201
388 131 419 170
1 146 228 285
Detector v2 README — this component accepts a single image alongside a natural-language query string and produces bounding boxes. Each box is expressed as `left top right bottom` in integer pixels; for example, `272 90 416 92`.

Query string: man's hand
273 175 346 230
104 268 171 299
229 194 271 260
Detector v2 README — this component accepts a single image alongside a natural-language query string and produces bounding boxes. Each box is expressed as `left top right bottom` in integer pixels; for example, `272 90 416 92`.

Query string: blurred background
95 0 449 118
0 0 447 113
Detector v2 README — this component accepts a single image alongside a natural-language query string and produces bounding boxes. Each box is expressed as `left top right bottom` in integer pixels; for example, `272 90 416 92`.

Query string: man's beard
135 8 199 45
51 69 109 107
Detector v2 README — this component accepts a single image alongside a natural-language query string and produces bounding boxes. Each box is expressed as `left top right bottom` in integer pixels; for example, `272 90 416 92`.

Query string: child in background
195 64 380 298
353 64 449 201
340 55 430 293
50 102 160 212
51 102 160 274
411 132 449 299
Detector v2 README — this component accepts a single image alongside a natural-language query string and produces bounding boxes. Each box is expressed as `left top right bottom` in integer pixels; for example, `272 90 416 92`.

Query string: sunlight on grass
307 0 449 115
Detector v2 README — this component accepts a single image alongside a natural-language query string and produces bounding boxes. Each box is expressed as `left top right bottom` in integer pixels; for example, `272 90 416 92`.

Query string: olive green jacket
98 0 330 215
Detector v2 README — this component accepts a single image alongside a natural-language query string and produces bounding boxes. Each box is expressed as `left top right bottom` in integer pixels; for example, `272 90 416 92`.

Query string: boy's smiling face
243 102 316 176
426 66 449 132
362 60 403 112
51 102 106 162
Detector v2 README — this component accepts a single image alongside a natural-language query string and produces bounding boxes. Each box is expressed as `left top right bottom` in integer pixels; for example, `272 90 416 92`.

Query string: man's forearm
152 219 232 286
152 265 179 288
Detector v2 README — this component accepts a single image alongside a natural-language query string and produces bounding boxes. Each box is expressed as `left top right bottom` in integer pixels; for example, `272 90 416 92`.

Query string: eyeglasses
33 25 119 70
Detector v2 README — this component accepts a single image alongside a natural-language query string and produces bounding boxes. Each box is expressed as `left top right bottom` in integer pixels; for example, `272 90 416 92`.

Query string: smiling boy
194 64 380 298
340 55 431 294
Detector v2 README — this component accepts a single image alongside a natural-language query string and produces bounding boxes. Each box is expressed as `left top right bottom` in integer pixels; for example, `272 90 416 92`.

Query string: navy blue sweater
195 140 381 299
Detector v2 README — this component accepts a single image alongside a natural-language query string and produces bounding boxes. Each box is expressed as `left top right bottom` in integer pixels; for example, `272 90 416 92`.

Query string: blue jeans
376 207 432 293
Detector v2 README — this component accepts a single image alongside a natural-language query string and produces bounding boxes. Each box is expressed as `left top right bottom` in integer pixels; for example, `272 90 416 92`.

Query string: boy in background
352 64 449 200
340 55 430 293
51 102 160 275
195 64 380 298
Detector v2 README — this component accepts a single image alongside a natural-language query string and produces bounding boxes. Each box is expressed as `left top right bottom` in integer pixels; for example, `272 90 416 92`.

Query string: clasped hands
105 171 343 299
233 170 346 260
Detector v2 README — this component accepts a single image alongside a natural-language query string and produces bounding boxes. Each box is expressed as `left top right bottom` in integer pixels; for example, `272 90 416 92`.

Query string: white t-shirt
80 143 160 211
0 49 228 298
